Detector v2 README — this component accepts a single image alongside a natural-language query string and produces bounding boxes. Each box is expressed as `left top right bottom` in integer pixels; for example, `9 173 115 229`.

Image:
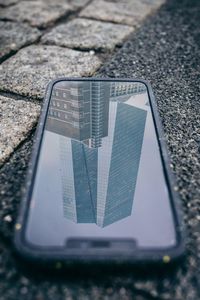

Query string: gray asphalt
0 0 200 299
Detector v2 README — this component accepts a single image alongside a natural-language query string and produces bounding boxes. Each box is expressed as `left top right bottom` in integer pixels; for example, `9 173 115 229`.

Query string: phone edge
13 77 186 266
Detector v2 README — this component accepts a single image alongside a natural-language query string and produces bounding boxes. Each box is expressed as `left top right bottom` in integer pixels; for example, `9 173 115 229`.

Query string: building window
64 103 67 109
72 111 79 118
73 121 79 128
71 88 80 96
71 101 80 108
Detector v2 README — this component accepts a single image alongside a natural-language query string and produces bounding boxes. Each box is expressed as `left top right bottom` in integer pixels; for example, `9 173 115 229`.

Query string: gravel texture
80 0 165 26
0 95 40 165
0 21 41 61
0 45 102 99
0 0 200 299
0 0 75 28
41 18 134 51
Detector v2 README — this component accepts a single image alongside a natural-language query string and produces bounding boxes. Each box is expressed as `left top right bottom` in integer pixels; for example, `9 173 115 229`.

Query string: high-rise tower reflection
46 81 147 227
46 81 109 147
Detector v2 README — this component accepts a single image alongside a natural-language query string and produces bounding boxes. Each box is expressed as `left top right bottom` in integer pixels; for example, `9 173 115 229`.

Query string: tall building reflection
96 101 147 227
46 81 148 227
46 81 109 148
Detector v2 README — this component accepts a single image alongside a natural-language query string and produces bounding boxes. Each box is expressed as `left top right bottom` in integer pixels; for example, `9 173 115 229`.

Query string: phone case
14 78 186 268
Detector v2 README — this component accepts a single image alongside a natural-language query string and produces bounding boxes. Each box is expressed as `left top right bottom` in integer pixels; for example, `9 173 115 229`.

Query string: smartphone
14 78 185 266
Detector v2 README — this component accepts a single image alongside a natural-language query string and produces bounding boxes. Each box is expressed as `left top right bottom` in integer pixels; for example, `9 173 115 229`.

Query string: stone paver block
0 0 19 6
0 21 41 61
0 1 75 28
68 0 90 8
0 95 40 164
0 45 102 99
42 18 134 51
80 0 165 26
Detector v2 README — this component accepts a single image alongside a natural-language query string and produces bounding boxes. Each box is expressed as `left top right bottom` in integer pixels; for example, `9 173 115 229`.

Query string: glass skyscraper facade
99 102 147 227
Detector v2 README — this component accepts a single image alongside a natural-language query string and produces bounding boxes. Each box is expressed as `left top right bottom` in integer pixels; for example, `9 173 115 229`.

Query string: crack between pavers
0 90 41 104
78 15 136 27
0 32 42 64
36 0 94 32
0 125 37 171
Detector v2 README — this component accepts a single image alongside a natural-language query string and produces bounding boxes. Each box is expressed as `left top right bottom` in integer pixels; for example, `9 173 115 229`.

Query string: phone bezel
14 78 186 265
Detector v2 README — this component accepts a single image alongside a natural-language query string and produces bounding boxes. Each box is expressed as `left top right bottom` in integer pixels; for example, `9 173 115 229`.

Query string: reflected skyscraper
46 81 109 148
60 138 98 224
110 82 146 100
46 81 91 140
46 81 148 227
49 81 109 223
96 101 147 227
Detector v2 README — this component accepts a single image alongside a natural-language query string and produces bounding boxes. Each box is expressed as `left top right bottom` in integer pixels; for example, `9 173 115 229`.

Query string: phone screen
25 80 177 250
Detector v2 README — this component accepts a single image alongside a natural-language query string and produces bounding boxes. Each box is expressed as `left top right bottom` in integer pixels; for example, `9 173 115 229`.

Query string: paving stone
0 1 75 28
0 0 20 6
0 21 41 61
0 95 40 165
0 45 102 99
80 0 165 26
42 18 133 51
67 0 90 8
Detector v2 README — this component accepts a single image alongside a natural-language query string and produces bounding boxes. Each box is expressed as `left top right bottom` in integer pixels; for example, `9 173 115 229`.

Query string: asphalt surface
0 0 200 299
